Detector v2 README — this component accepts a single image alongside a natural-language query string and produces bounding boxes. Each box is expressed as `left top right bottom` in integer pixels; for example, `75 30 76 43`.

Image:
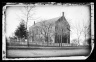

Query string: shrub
71 39 79 46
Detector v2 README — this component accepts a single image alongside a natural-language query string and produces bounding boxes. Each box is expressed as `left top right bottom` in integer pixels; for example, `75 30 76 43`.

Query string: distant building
29 12 70 44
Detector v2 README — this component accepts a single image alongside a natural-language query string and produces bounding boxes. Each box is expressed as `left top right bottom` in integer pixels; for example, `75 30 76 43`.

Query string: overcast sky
5 4 90 43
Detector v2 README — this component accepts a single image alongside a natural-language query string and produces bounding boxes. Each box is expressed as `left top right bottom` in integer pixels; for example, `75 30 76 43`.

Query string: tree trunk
59 35 60 47
47 42 48 46
61 35 62 47
67 35 68 43
19 38 21 42
78 37 80 46
27 37 29 47
85 34 87 45
59 43 60 47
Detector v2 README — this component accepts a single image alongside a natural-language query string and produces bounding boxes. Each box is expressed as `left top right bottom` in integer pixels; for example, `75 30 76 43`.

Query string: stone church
28 12 70 44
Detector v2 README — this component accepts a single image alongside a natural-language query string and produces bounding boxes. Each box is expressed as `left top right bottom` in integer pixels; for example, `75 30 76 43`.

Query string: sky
5 4 90 44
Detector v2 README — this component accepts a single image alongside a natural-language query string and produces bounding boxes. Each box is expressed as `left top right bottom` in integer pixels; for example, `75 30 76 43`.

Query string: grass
7 46 90 58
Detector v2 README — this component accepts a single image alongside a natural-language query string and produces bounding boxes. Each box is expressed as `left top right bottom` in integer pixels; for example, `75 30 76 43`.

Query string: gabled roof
29 13 70 31
56 15 70 28
29 16 60 31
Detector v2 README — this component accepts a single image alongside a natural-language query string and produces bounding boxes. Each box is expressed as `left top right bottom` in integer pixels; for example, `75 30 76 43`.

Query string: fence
8 38 73 46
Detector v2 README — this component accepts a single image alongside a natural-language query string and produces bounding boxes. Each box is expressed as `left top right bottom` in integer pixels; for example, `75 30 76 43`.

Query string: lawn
6 46 91 58
6 41 91 58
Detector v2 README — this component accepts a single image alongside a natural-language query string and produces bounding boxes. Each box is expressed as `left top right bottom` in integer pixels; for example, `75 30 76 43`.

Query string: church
28 12 70 44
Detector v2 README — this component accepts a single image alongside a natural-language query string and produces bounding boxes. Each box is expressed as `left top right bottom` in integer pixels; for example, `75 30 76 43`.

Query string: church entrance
55 34 68 43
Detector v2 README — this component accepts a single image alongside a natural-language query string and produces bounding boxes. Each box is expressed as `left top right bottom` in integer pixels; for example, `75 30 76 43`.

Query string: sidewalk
7 45 89 50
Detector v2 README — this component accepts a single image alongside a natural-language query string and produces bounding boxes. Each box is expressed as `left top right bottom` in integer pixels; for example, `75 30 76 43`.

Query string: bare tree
23 6 35 30
69 21 83 45
82 20 90 45
20 6 35 47
31 21 54 46
40 21 54 46
67 18 90 46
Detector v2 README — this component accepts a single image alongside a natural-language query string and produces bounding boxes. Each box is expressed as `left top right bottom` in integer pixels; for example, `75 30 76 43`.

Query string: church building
28 12 70 44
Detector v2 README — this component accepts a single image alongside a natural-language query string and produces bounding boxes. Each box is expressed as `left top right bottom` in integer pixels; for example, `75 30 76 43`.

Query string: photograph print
2 2 94 60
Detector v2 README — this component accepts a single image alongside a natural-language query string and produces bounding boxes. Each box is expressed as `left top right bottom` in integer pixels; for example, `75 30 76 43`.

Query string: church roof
29 12 70 31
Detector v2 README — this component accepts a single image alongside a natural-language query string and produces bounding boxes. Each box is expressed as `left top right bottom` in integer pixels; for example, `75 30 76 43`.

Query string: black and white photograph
2 2 94 60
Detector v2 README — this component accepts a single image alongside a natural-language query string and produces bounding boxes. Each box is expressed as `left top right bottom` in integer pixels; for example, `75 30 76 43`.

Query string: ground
6 46 91 58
